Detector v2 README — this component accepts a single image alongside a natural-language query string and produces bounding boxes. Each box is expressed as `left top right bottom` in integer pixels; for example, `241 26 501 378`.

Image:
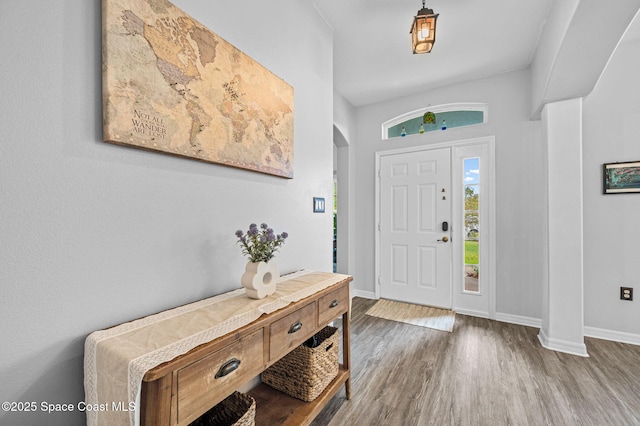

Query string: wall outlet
620 287 633 301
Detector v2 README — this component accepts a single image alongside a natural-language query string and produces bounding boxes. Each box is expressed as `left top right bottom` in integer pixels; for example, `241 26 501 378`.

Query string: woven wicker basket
262 326 339 402
190 391 256 426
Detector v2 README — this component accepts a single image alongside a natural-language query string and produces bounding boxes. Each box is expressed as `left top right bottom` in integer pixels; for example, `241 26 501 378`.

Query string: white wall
583 38 640 339
530 0 579 117
351 69 546 320
530 0 640 118
333 91 356 148
333 92 356 275
0 1 333 424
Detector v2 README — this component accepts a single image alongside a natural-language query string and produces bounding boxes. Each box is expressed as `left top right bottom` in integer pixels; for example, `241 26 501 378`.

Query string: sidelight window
463 157 480 293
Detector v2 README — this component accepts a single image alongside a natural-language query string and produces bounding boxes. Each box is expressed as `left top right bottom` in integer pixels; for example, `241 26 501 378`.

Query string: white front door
379 147 452 308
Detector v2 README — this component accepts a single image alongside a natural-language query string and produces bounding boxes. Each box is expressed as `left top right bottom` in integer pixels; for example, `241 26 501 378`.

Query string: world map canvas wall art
102 0 295 178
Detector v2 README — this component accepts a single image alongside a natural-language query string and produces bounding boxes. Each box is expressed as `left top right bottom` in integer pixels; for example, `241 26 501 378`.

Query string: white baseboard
454 308 490 319
494 312 542 328
352 289 376 299
537 328 589 357
584 326 640 346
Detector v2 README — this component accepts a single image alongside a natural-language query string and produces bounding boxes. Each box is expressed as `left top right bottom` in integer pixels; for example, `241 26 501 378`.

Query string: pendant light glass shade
410 2 439 54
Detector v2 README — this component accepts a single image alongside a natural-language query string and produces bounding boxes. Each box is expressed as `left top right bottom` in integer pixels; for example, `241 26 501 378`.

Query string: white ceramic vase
241 260 279 299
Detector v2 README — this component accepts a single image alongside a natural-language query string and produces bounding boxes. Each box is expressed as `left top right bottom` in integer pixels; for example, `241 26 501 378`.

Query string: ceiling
311 0 640 108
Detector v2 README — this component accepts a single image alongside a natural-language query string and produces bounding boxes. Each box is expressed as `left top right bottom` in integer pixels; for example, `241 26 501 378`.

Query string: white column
539 98 588 357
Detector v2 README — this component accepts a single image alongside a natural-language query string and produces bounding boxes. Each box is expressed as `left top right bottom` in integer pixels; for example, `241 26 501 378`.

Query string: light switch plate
313 197 325 213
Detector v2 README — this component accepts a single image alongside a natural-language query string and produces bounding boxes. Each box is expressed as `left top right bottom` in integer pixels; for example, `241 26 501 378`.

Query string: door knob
438 236 449 243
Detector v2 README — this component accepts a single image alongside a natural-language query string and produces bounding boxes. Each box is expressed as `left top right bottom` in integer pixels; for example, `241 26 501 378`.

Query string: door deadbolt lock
438 236 449 243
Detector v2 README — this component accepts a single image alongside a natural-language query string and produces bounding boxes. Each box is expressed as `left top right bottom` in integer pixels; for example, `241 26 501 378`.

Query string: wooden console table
138 275 352 425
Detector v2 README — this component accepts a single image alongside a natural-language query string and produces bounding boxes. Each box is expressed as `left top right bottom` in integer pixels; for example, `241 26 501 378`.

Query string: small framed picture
313 197 325 213
603 161 640 194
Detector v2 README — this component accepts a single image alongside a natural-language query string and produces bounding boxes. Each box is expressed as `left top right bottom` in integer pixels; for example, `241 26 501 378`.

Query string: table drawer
318 284 349 326
269 302 317 361
177 329 264 424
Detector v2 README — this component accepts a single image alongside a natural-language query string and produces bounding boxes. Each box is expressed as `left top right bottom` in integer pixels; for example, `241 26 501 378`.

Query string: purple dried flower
236 222 289 263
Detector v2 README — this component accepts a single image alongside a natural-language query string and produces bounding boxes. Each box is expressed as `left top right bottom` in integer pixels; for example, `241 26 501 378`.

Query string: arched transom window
382 103 488 140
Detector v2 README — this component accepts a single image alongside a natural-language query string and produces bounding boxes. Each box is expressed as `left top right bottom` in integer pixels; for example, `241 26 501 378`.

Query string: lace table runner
84 271 350 426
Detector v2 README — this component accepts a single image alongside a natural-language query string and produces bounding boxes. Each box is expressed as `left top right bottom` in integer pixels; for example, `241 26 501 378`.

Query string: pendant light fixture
410 0 439 54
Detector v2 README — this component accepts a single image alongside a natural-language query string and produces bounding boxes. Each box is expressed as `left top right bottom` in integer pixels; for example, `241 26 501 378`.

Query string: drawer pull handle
329 299 339 308
215 358 241 379
288 321 303 334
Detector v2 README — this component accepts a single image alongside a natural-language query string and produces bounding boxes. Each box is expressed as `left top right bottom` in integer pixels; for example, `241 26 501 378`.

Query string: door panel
419 184 436 232
392 186 408 232
392 244 408 284
380 147 452 308
418 247 436 288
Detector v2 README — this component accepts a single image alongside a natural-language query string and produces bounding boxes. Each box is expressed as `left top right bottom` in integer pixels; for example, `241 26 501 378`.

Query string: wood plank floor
311 297 640 426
